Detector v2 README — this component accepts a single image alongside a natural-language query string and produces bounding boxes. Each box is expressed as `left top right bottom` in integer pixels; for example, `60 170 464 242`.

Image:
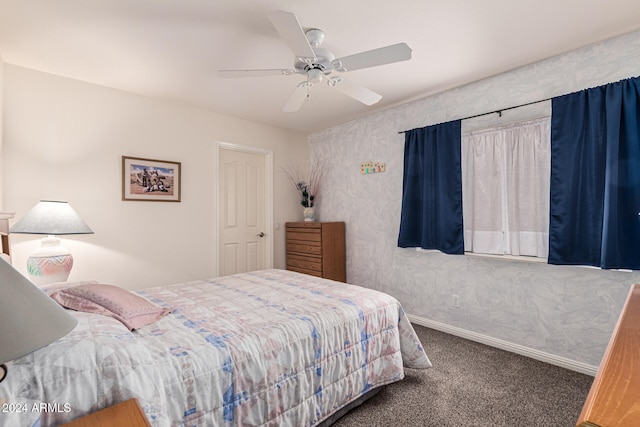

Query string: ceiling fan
218 10 412 112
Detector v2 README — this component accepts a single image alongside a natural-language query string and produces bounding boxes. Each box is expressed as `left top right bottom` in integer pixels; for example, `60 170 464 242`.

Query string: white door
219 147 268 275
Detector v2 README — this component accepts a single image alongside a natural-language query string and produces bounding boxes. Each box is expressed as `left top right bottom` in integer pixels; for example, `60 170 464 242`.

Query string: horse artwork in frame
122 156 181 202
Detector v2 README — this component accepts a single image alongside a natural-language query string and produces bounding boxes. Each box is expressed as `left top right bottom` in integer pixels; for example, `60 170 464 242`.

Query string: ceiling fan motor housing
294 48 334 73
293 28 335 76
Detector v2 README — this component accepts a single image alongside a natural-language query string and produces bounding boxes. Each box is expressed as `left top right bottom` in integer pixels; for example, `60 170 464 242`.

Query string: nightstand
61 398 151 427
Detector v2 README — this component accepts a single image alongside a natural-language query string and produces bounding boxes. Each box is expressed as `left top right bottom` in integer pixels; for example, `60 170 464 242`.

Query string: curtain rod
397 97 553 134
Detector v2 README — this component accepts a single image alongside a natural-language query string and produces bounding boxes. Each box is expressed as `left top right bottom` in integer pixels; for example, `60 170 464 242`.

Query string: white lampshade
10 200 93 235
10 200 94 285
0 257 78 381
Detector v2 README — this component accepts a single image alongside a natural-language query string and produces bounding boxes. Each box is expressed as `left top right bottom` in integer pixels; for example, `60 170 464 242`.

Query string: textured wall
309 30 640 367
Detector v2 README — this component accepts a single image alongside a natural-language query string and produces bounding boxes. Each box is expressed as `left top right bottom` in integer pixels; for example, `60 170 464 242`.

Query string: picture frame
122 156 181 202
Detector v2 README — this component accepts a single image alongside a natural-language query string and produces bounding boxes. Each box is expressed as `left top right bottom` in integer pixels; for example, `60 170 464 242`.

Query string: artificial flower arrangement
282 161 325 209
294 181 314 208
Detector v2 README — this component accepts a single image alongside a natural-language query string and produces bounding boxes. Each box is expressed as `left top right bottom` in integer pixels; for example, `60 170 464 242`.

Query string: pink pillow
50 284 173 330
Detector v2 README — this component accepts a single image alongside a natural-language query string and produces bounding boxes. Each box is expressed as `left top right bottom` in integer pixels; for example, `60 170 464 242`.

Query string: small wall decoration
122 156 181 202
360 161 386 174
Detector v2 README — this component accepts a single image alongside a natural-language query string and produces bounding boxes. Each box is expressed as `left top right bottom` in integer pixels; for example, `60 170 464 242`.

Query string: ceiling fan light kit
307 68 324 84
218 10 412 112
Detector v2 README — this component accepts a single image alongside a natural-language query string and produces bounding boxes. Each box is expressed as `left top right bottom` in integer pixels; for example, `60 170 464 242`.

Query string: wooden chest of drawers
286 222 346 282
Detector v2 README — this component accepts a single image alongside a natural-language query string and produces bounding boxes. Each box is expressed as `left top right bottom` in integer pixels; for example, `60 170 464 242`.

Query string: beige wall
2 65 307 289
0 54 4 209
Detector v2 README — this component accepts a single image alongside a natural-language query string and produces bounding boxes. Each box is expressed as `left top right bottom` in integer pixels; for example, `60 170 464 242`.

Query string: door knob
257 232 265 237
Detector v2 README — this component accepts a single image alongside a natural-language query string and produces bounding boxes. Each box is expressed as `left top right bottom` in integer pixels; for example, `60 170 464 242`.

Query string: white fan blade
283 82 311 112
328 77 382 106
268 10 316 60
332 42 412 72
218 69 295 78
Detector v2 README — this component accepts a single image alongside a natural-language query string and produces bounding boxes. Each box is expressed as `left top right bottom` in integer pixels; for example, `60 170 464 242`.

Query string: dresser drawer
287 242 322 256
287 253 322 273
286 230 321 242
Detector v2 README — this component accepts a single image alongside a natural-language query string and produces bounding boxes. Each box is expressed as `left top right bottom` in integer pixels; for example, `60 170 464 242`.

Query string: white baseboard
406 313 598 376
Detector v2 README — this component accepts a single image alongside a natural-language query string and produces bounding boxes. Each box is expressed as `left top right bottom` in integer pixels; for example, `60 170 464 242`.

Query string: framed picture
122 156 181 202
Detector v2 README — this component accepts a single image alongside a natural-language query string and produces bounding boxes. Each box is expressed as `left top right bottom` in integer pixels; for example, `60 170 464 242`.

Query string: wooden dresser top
577 284 640 427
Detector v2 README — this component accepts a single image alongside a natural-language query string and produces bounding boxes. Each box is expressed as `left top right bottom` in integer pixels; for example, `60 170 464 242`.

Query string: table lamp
0 257 78 383
10 200 93 286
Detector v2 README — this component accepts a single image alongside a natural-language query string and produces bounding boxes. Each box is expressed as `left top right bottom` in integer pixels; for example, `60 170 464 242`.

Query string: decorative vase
303 207 315 222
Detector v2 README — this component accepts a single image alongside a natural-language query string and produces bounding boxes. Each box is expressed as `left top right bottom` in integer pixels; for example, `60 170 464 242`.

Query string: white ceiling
1 0 640 134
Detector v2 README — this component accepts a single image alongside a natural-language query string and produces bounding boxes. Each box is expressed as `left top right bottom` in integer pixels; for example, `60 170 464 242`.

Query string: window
461 117 550 258
400 76 639 269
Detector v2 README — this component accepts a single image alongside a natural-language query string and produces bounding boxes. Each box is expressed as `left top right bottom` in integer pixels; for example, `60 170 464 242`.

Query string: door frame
213 141 274 277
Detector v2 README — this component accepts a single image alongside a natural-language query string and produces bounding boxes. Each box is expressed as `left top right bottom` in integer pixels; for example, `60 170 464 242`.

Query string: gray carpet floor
333 325 594 427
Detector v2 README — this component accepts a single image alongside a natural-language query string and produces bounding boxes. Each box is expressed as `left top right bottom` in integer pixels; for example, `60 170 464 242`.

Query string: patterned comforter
0 269 431 426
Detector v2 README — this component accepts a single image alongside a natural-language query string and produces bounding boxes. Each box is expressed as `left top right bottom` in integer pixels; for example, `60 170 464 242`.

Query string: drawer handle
257 232 266 237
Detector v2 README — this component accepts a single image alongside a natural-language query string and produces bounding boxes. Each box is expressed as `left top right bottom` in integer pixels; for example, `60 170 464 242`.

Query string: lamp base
26 236 74 286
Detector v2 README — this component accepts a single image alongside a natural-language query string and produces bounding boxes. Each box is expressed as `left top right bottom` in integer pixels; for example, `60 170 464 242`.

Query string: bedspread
0 269 430 426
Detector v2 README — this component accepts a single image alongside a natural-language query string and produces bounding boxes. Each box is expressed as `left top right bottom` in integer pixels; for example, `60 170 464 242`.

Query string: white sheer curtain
462 117 550 258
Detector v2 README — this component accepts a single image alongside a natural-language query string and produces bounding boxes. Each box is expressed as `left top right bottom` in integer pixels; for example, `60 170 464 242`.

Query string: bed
0 269 431 426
